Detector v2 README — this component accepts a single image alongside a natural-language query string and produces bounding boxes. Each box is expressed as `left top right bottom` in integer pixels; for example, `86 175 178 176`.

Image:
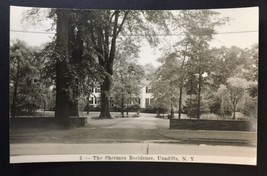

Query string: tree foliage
112 40 144 116
10 40 47 116
151 53 181 118
18 8 258 124
226 77 248 119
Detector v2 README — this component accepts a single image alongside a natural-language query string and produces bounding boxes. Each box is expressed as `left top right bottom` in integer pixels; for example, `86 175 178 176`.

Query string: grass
200 112 253 121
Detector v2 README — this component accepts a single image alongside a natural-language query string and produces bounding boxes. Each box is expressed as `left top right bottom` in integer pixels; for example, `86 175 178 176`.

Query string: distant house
139 80 153 108
88 86 102 107
89 79 153 108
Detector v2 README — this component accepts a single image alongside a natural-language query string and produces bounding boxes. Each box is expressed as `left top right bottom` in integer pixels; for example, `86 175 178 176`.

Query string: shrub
243 98 257 118
184 96 209 119
141 106 168 116
84 103 90 112
208 96 221 115
141 106 158 113
84 105 101 112
130 104 141 112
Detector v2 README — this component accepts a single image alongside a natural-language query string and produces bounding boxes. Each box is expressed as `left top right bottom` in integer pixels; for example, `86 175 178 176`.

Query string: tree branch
109 11 116 23
116 11 129 36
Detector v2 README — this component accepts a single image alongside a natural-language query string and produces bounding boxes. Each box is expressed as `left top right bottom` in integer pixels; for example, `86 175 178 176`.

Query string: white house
88 86 101 107
139 80 153 108
89 80 153 108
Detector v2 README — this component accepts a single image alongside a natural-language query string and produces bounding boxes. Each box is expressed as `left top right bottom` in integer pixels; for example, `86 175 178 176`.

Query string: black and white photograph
9 5 258 165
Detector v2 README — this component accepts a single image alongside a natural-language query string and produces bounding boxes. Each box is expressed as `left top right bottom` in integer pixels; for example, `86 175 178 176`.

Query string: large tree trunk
97 11 129 119
55 10 71 127
68 24 83 117
99 76 112 119
69 100 79 116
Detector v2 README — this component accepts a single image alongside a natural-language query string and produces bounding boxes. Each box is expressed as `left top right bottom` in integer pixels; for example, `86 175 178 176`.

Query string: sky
10 6 258 67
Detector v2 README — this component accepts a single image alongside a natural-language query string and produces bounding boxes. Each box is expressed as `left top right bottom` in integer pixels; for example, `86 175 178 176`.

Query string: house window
89 97 94 104
146 87 151 93
150 98 154 105
145 98 150 107
89 87 94 93
96 97 101 105
95 87 101 93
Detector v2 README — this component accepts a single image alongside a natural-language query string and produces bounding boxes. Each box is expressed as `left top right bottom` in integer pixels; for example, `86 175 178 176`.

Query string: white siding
89 81 152 108
139 86 153 108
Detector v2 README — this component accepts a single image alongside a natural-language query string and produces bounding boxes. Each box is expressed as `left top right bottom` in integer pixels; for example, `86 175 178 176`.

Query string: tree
246 44 258 82
67 10 105 117
226 77 248 120
81 10 130 119
166 40 190 119
243 44 258 100
143 63 157 81
178 10 228 119
124 64 144 115
10 40 46 117
53 9 72 126
112 62 144 117
85 10 172 118
151 53 181 118
112 39 144 117
31 9 104 125
209 46 242 89
25 8 73 124
23 8 172 120
176 43 189 119
155 10 228 119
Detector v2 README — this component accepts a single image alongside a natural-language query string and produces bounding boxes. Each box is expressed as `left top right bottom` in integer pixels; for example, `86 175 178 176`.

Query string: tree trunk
126 99 129 116
68 24 83 117
99 76 112 119
55 10 71 127
97 11 128 119
197 58 202 120
233 105 236 120
178 44 187 120
11 58 20 117
197 75 202 119
86 103 89 115
55 60 70 127
178 85 183 119
69 100 79 116
170 102 174 119
170 82 174 119
121 95 124 117
120 73 124 117
189 94 192 119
